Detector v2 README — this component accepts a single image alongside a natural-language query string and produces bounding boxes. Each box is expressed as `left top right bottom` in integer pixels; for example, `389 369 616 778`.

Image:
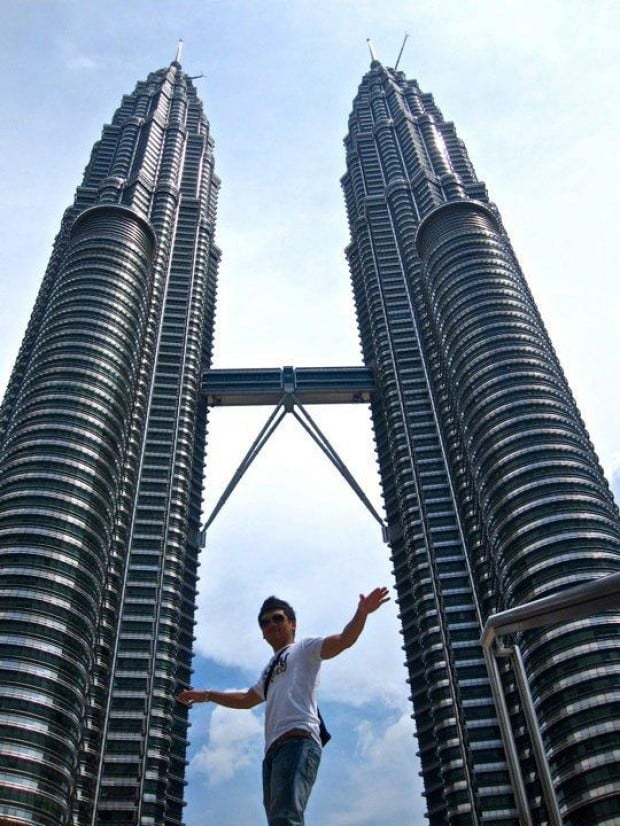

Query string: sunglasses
259 612 288 628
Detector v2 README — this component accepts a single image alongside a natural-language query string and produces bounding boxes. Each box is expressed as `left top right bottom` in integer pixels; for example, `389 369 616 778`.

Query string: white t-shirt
253 637 324 753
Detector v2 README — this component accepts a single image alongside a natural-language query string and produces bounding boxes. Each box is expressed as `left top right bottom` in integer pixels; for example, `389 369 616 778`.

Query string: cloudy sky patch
192 704 263 787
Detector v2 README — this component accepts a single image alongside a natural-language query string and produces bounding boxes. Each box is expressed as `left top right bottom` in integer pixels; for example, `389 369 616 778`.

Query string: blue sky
1 2 619 824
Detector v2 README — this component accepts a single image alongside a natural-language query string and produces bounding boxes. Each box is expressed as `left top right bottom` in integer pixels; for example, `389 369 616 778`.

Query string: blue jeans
262 736 322 826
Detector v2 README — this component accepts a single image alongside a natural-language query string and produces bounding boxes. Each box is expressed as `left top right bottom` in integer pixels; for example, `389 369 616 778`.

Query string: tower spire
366 38 379 63
174 39 183 65
394 33 409 70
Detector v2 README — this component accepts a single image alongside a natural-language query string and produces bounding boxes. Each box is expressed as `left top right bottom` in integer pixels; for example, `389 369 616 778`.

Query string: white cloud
191 703 263 787
66 55 98 71
313 712 425 826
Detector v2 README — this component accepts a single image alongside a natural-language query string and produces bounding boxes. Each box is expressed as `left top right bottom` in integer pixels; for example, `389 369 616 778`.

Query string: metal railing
480 572 620 825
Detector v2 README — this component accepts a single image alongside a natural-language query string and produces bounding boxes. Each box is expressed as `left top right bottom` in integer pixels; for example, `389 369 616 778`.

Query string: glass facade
342 60 620 825
0 59 219 825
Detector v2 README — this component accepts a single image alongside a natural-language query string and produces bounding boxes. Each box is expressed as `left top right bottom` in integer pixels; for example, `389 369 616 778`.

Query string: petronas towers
0 52 619 826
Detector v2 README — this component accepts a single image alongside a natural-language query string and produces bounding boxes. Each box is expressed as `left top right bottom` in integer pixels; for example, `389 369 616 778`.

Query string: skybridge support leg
199 399 287 545
199 393 388 545
290 396 387 539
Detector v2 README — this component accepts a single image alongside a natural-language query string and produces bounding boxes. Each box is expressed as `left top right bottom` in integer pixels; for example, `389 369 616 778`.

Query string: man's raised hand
358 586 390 616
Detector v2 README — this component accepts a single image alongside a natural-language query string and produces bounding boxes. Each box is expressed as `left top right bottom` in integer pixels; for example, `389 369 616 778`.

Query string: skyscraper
342 59 620 824
0 54 219 825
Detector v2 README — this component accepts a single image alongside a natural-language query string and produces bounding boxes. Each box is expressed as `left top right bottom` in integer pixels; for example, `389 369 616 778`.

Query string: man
177 586 390 826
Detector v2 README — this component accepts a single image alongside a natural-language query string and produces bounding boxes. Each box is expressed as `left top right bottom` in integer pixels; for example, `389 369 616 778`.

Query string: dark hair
258 596 296 624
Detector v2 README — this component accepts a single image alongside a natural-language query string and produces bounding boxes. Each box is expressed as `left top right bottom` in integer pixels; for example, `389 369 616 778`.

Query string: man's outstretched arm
321 587 390 660
176 687 262 709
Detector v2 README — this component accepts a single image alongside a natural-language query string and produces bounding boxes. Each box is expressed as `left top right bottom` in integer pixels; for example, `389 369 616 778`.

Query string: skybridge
203 365 375 407
199 365 386 543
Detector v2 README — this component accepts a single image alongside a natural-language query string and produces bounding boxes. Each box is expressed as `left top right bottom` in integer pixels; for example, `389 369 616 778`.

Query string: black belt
266 728 313 758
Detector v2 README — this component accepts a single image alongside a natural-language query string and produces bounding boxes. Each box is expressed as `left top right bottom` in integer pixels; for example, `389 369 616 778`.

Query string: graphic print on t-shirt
263 646 291 697
272 650 289 682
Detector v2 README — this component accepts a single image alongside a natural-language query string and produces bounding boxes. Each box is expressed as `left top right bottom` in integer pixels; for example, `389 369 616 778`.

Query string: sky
1 2 619 824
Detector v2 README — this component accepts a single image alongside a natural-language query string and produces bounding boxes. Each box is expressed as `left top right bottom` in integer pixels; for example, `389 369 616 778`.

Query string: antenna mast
394 33 409 70
366 38 378 62
175 39 184 64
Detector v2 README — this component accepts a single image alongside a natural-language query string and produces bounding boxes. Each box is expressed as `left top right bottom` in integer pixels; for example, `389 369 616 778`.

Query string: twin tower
0 54 619 825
